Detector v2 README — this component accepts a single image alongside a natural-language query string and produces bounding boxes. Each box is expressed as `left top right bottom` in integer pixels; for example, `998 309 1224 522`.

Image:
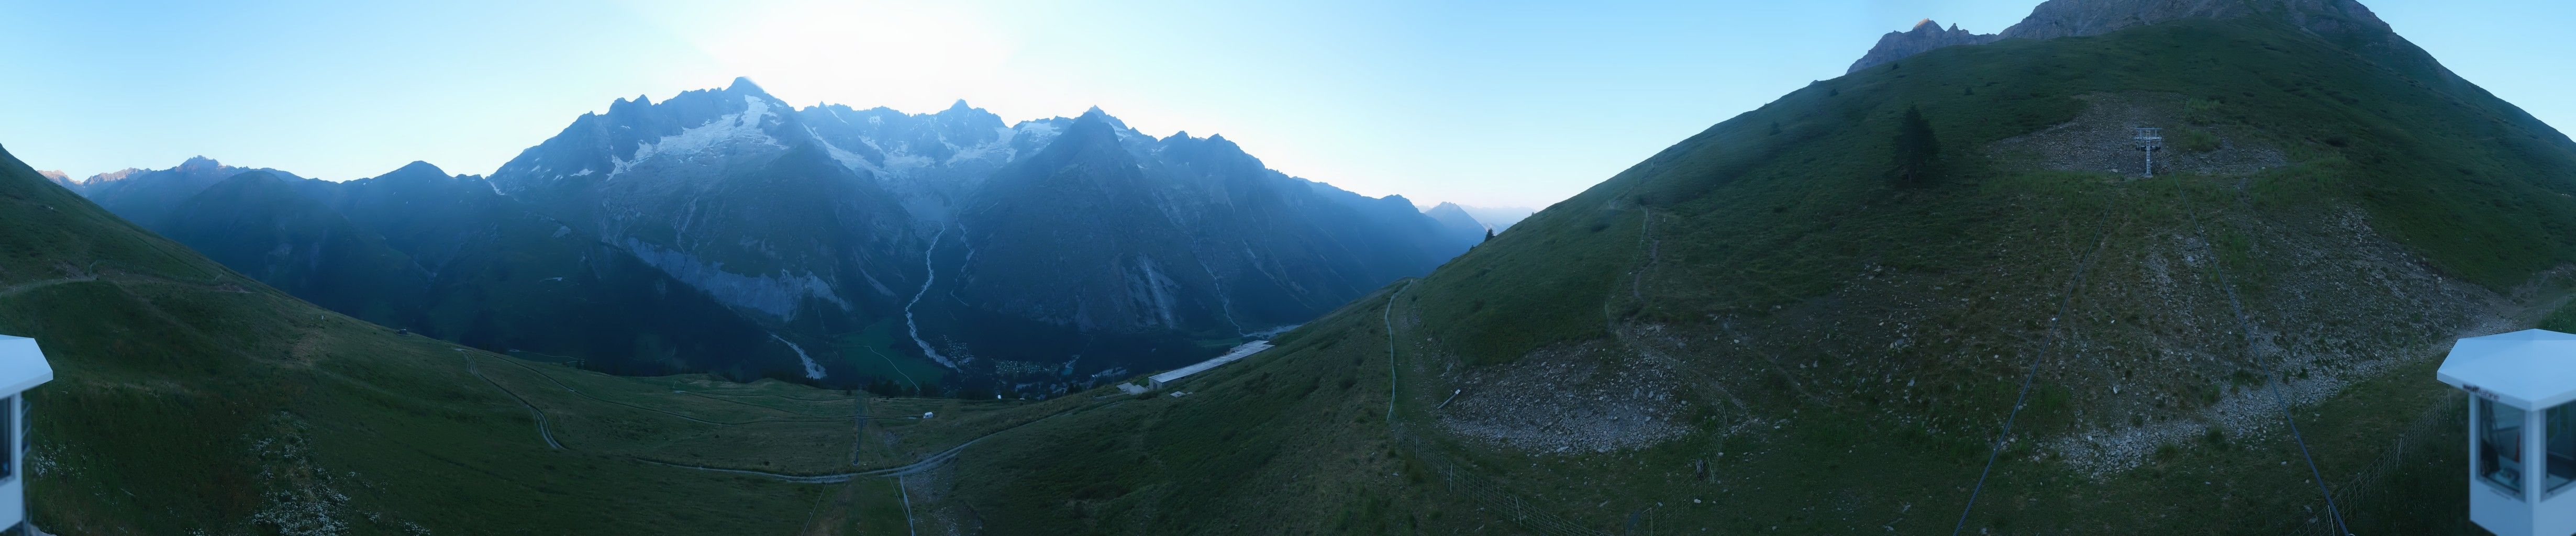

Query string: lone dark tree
1483 227 1497 242
1893 105 1940 185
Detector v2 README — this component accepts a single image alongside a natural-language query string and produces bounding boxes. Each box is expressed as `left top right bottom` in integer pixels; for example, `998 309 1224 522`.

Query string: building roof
1148 341 1274 386
2439 328 2576 409
0 336 53 396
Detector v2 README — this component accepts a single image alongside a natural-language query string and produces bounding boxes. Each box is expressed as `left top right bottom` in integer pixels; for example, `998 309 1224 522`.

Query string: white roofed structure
0 335 54 532
2438 329 2576 536
2441 329 2576 409
0 338 52 399
1146 341 1274 390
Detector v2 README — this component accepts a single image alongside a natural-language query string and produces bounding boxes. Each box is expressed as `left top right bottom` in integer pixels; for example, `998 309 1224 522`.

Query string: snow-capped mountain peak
605 94 787 180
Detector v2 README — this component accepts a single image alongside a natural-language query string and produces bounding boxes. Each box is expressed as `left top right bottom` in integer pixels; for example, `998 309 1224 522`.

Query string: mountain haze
79 158 812 379
484 79 1481 381
73 156 308 228
1453 204 1534 231
1422 202 1487 238
83 79 1481 389
157 171 431 327
35 170 71 191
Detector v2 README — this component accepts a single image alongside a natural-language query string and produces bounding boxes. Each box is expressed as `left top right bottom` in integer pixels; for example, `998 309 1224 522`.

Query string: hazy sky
2 1 2566 209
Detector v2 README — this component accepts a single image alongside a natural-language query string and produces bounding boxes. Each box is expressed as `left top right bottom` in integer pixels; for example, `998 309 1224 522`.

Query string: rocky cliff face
1846 19 2001 73
1996 0 2390 41
1850 0 2402 75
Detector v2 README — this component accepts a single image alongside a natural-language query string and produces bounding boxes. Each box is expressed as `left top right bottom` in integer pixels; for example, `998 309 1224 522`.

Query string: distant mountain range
59 81 1485 390
65 157 805 378
1442 203 1534 231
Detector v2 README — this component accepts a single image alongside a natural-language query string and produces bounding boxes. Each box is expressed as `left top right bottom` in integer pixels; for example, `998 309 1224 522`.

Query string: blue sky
1 1 2567 209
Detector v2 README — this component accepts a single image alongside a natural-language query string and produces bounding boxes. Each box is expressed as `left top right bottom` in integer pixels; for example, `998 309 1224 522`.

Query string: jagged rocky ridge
1851 0 2403 73
1847 19 2002 73
81 79 1480 388
484 80 1481 378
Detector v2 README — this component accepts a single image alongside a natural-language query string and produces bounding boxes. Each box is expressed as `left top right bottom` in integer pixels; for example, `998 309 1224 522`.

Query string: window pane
2482 398 2526 496
2550 402 2574 494
0 396 13 480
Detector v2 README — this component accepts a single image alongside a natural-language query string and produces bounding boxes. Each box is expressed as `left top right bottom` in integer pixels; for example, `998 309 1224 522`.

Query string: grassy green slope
0 144 971 533
1427 16 2576 365
920 283 1428 535
901 15 2576 536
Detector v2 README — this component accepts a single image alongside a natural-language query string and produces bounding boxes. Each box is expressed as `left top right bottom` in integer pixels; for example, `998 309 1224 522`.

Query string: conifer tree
1893 105 1939 185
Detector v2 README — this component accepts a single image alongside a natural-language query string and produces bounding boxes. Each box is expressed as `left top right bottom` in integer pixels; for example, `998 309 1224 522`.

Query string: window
2481 398 2526 497
0 395 13 481
2550 401 2574 495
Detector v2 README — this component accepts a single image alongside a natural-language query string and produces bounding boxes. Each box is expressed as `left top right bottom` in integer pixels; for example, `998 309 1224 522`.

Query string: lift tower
2134 127 2164 178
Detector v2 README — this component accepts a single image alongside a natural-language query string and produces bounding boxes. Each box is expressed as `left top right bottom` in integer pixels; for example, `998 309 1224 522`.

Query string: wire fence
1390 423 1621 536
2283 436 2406 536
2284 396 2463 536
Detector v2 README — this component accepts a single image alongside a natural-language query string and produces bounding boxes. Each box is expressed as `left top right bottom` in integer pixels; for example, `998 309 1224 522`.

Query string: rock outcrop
1996 0 2390 41
1847 19 2000 73
1849 0 2400 74
35 170 72 191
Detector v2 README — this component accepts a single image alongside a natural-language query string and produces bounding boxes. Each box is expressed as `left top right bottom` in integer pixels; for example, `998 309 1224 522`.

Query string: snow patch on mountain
879 153 937 178
818 138 879 175
947 126 1021 164
609 95 785 181
1012 120 1064 148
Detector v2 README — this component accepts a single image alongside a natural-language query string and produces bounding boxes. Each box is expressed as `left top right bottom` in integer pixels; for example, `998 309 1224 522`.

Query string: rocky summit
1853 0 2404 75
1846 19 2001 73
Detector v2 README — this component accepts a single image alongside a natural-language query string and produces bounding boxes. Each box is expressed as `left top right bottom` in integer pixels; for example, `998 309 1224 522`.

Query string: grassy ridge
1419 17 2576 365
0 143 1017 533
892 15 2576 535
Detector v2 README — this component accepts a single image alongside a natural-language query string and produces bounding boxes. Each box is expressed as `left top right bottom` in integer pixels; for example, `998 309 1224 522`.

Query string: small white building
1145 341 1273 390
0 336 54 532
2438 329 2576 536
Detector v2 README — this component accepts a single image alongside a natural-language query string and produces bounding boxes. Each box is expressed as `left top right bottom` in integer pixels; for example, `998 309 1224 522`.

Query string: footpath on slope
460 350 563 450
